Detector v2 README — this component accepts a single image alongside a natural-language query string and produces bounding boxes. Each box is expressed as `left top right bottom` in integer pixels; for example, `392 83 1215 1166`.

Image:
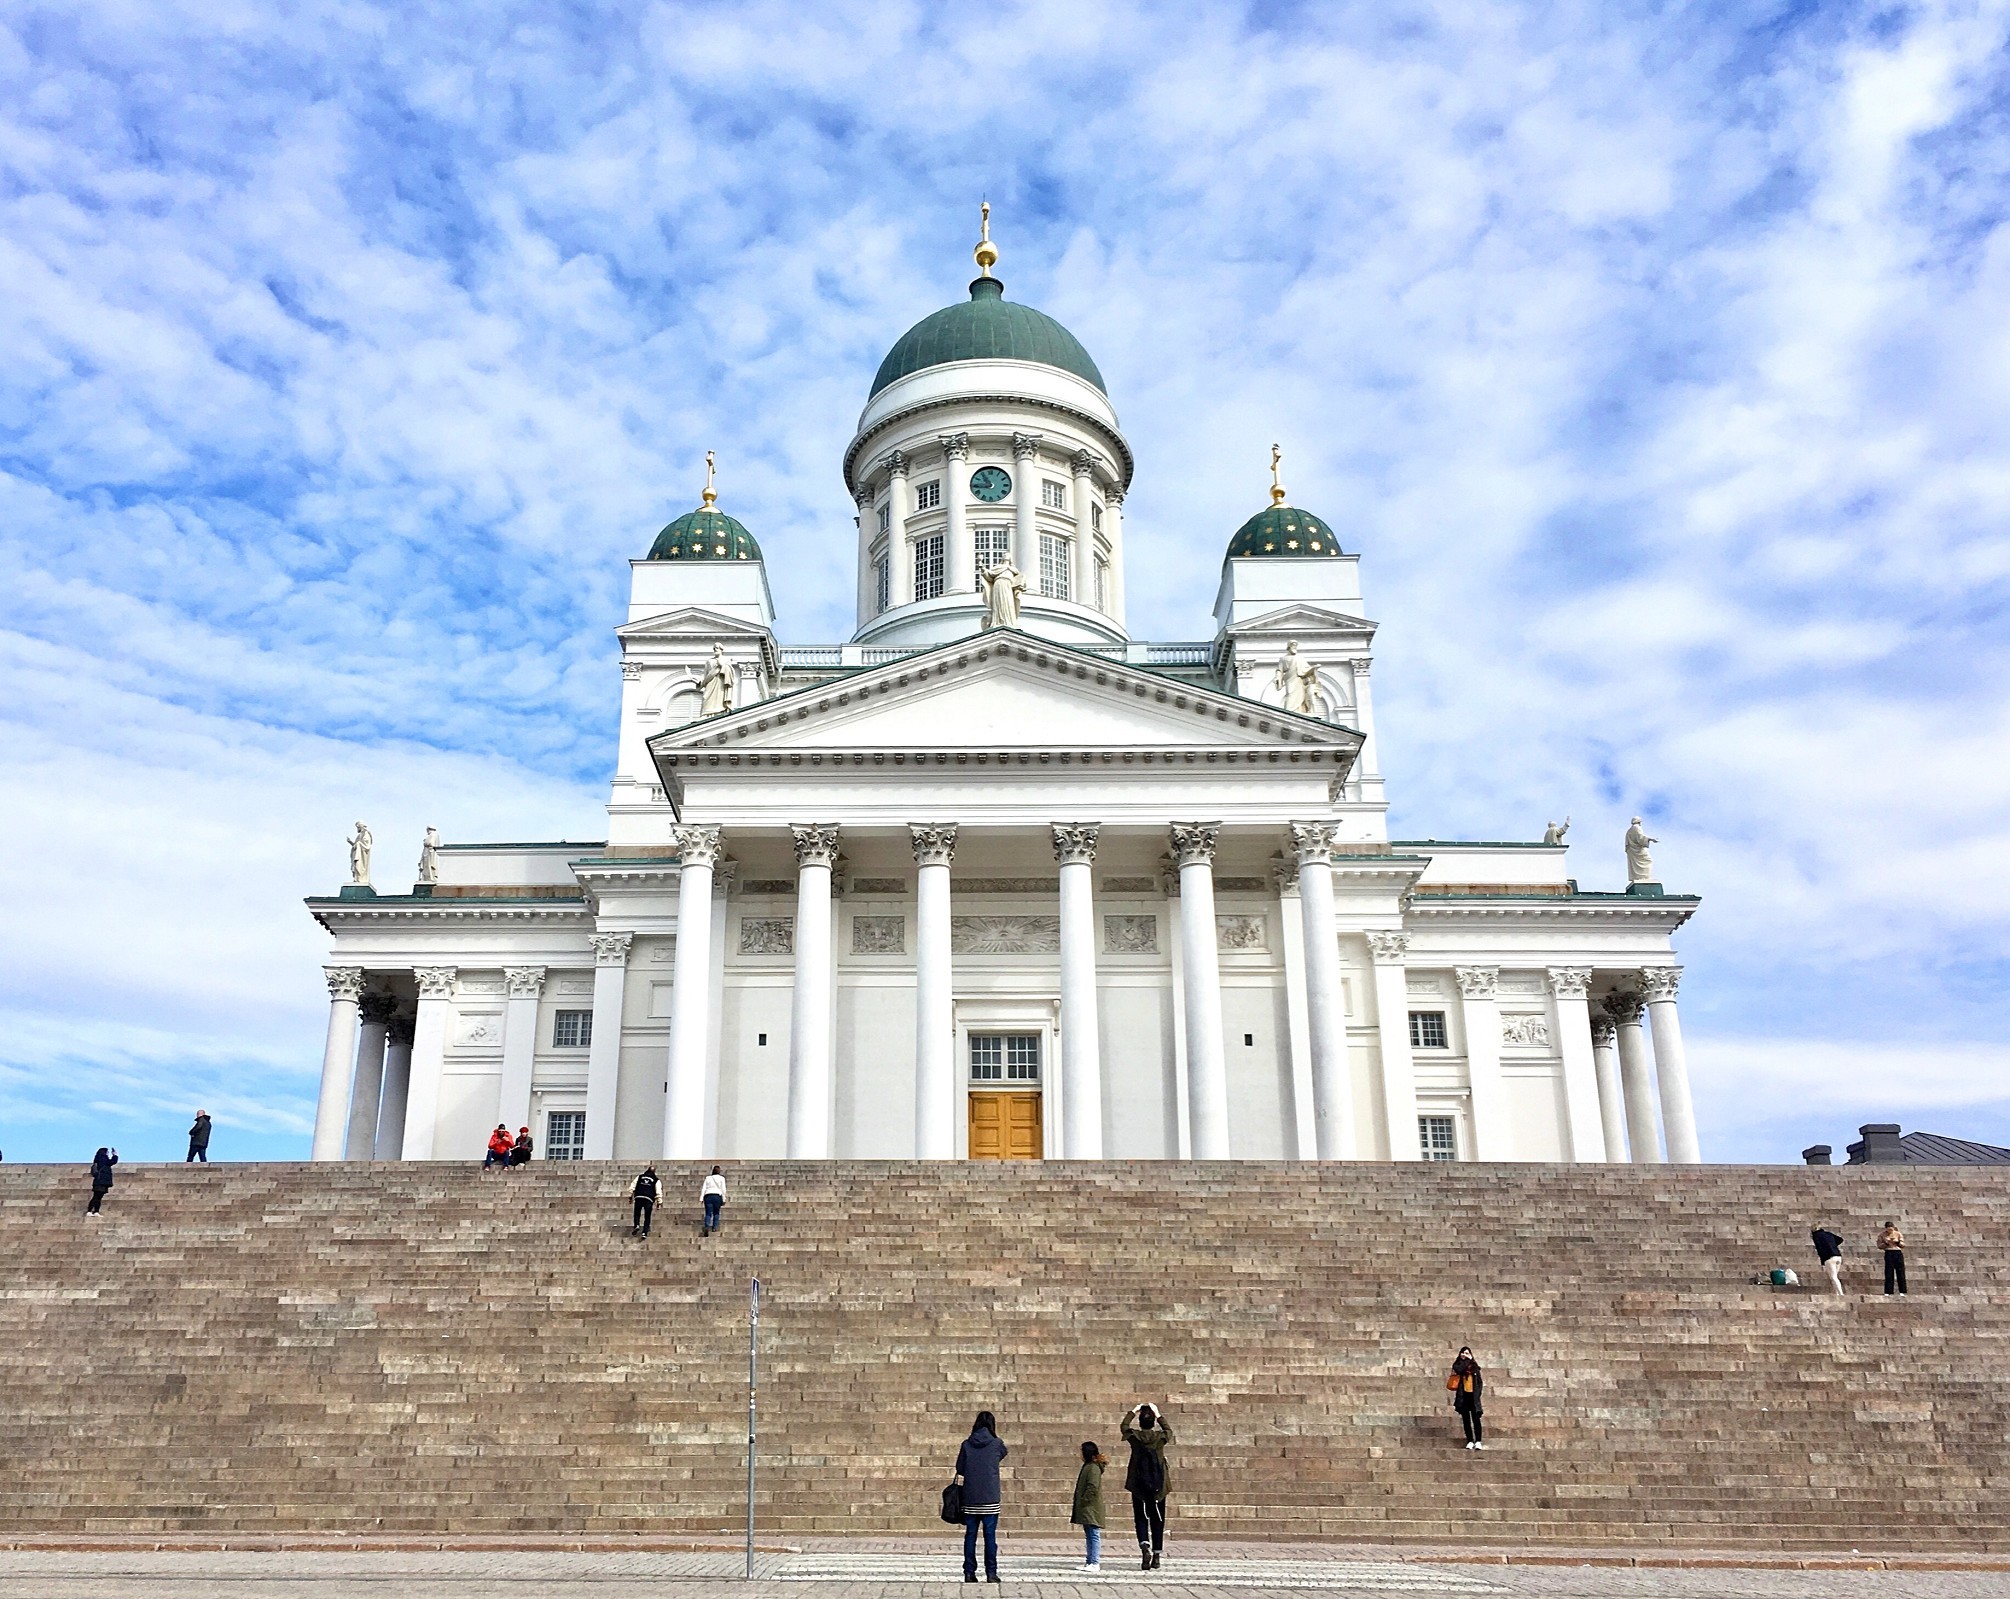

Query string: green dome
1225 504 1343 559
870 277 1105 398
647 506 762 562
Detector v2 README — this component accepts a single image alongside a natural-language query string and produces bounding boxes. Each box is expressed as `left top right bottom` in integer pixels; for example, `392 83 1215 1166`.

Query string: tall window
874 552 891 614
974 525 1010 571
552 1010 592 1048
1041 479 1067 510
546 1110 586 1161
1039 533 1071 599
914 533 945 601
1418 1115 1458 1162
1091 502 1103 532
971 1035 1041 1082
877 502 891 535
914 479 941 511
1409 1011 1448 1050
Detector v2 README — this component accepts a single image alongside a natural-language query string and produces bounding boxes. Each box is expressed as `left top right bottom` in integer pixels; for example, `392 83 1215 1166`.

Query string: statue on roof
1625 817 1658 883
1273 641 1320 716
1543 817 1571 846
348 822 373 887
980 558 1027 629
417 826 440 885
700 644 734 717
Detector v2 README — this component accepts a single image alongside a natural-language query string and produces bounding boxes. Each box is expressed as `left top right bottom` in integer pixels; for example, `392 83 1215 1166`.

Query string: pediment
618 606 777 642
1227 602 1378 638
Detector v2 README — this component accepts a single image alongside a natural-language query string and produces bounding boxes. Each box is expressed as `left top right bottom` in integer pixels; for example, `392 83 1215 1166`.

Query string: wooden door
968 1093 1043 1160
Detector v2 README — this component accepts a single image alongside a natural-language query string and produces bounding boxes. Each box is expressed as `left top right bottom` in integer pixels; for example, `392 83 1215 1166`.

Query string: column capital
713 859 739 900
1051 823 1101 866
1289 821 1336 864
1271 855 1299 896
673 824 725 868
358 991 400 1025
883 449 909 478
855 484 874 509
1639 966 1682 1003
1169 822 1220 867
1351 656 1371 679
938 431 969 460
1591 1013 1618 1048
910 823 959 867
1069 448 1099 479
590 931 634 966
387 1014 416 1047
505 966 548 1000
1602 990 1646 1024
1010 431 1042 461
620 659 643 681
1366 930 1411 964
414 966 457 1001
324 966 365 1002
1454 965 1499 1000
1104 484 1125 507
1547 966 1594 1000
791 823 842 868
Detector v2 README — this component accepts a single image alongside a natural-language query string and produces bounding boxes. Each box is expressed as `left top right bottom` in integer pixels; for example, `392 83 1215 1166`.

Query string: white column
1172 823 1231 1159
1605 991 1662 1164
887 453 913 607
704 861 734 1155
1642 967 1701 1164
1053 824 1104 1159
1546 968 1607 1163
911 824 959 1158
497 966 545 1140
941 434 973 593
1163 860 1192 1158
400 966 456 1160
1347 659 1384 803
375 1015 413 1161
1104 486 1126 627
312 967 365 1162
855 485 875 628
1367 932 1421 1159
344 992 396 1160
1274 859 1316 1159
584 933 632 1160
663 825 722 1159
1456 967 1509 1160
786 824 841 1158
1070 451 1098 607
1011 433 1041 577
1292 822 1354 1160
1589 1013 1626 1162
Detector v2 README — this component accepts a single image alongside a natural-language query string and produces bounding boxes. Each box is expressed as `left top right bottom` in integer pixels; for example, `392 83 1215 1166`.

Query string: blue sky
3 0 2008 1164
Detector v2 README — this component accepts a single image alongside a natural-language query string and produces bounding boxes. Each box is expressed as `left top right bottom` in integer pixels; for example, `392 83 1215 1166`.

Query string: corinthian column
1642 967 1701 1163
312 967 365 1161
1070 450 1099 605
1546 968 1607 1162
1367 932 1421 1159
1171 823 1231 1159
787 824 841 1158
911 824 959 1158
1291 822 1354 1160
345 992 397 1160
941 434 972 592
584 932 633 1159
1456 967 1508 1160
497 966 546 1140
1011 433 1041 577
1053 824 1104 1159
1604 991 1661 1163
401 967 457 1160
663 825 723 1159
1589 1013 1626 1161
375 1014 414 1160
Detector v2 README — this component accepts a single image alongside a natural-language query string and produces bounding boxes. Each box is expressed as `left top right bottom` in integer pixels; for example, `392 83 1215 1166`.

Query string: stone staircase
0 1160 2001 1549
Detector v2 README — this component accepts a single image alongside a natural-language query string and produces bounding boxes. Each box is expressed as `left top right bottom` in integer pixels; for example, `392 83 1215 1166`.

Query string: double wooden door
968 1092 1042 1160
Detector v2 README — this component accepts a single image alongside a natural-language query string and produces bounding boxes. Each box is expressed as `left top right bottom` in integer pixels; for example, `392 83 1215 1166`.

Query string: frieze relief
1500 1013 1554 1049
851 915 906 954
1215 914 1268 952
1103 915 1159 954
738 917 795 956
954 878 1056 895
952 915 1062 954
740 880 794 896
1100 877 1157 895
851 878 907 896
452 1013 503 1048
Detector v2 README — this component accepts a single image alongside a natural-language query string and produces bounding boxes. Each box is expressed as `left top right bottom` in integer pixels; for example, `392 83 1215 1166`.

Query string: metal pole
746 1276 760 1579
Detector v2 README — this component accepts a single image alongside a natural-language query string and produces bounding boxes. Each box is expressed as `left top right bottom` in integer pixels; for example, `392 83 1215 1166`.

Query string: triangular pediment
618 605 776 642
649 631 1361 757
1226 602 1378 638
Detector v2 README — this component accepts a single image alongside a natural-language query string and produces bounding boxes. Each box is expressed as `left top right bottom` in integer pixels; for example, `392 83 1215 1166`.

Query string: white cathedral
308 219 1703 1168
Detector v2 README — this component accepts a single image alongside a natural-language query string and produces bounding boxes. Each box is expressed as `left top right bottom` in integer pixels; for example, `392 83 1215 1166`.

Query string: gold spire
1269 443 1287 507
701 448 718 510
974 199 999 277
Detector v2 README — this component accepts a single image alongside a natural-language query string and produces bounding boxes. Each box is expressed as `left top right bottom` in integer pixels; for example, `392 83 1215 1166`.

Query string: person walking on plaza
953 1409 1007 1583
483 1124 513 1170
1448 1348 1485 1449
85 1147 118 1216
186 1110 212 1163
1121 1402 1173 1569
1812 1224 1845 1296
630 1166 659 1238
508 1126 533 1167
701 1165 727 1235
1071 1440 1107 1572
1879 1220 1907 1297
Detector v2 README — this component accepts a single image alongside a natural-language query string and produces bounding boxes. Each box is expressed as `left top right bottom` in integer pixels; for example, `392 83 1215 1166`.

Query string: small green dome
647 506 762 562
1225 504 1343 559
870 276 1105 398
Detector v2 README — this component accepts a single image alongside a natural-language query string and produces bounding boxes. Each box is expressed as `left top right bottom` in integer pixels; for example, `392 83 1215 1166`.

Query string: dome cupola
1225 446 1342 558
647 451 763 561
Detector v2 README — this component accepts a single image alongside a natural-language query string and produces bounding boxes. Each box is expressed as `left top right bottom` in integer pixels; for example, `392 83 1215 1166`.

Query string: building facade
307 229 1703 1166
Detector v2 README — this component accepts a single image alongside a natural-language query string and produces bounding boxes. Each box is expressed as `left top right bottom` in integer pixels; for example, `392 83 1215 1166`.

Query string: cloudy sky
4 0 2008 1164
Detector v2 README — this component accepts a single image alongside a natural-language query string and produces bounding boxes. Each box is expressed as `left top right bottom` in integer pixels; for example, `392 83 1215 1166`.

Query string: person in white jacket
701 1166 727 1236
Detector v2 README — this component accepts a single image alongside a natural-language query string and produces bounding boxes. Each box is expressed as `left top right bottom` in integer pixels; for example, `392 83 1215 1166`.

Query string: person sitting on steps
1448 1347 1485 1449
630 1166 659 1238
1121 1402 1173 1569
483 1125 513 1170
701 1165 727 1235
508 1126 533 1167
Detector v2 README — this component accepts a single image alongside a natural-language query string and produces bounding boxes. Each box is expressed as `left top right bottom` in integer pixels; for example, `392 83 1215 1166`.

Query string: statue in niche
699 645 734 717
1543 817 1571 846
980 559 1027 629
1272 641 1320 716
348 822 373 886
1625 817 1658 883
417 826 441 884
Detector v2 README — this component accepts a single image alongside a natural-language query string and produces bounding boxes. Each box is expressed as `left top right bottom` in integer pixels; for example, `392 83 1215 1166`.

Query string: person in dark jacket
953 1410 1007 1583
186 1111 212 1163
631 1166 660 1238
1071 1440 1107 1571
1878 1221 1907 1296
86 1148 118 1215
1811 1225 1845 1297
508 1127 533 1167
1121 1402 1174 1568
1449 1348 1485 1448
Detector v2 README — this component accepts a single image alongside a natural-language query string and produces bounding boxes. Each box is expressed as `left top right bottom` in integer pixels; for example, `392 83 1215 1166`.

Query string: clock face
969 466 1013 503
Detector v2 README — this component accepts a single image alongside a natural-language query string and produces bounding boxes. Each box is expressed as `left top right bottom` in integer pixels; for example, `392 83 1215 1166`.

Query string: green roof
647 506 762 562
870 277 1105 398
1226 504 1343 559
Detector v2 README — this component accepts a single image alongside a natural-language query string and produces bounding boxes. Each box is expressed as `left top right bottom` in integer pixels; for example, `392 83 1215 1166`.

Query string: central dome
870 276 1105 399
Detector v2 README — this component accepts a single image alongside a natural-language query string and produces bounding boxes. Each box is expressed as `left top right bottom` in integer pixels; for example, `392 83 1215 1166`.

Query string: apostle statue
417 826 441 885
1272 641 1320 716
1543 817 1571 846
699 645 734 716
980 559 1027 629
348 821 373 887
1625 817 1658 883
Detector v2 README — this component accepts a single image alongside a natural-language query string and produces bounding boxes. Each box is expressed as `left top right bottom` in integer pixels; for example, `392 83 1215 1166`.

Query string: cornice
845 395 1135 491
1403 896 1700 930
307 898 595 933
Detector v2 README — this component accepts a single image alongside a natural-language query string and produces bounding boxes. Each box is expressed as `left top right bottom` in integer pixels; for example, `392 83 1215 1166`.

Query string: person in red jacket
483 1125 513 1170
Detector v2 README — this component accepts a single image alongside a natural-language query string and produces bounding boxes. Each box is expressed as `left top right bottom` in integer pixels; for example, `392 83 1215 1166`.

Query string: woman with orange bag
1447 1348 1485 1450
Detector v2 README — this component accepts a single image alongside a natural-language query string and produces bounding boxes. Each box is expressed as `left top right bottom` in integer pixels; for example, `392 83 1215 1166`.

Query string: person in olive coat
1071 1441 1107 1571
953 1410 1007 1583
1121 1403 1174 1569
